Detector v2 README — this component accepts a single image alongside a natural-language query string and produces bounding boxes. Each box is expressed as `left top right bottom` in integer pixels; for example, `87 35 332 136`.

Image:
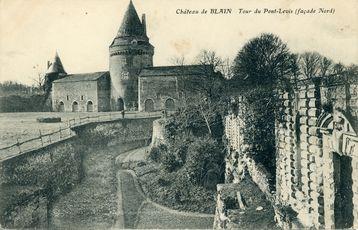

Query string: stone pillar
351 156 358 229
322 133 335 229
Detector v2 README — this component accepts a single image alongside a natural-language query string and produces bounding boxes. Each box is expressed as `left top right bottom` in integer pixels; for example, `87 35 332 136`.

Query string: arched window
144 99 154 112
87 101 93 112
165 98 175 111
59 101 65 112
117 98 124 111
72 101 78 112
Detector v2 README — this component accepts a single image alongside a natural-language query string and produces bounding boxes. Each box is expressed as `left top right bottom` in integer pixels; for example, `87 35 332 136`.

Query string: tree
232 33 299 90
168 50 228 138
299 52 322 79
230 33 299 173
31 64 45 92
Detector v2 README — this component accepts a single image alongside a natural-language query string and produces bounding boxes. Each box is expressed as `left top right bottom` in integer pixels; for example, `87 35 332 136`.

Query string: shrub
184 137 225 188
148 147 160 162
161 151 180 172
148 144 168 162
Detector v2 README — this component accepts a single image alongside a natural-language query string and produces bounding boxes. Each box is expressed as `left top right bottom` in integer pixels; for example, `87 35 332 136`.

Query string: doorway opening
333 152 353 229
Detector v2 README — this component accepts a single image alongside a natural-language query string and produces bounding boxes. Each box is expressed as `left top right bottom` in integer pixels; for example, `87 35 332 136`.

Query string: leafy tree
231 33 299 173
232 33 299 90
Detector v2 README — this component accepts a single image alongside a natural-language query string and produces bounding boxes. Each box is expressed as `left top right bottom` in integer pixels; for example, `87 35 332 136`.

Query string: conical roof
46 52 66 74
116 0 145 38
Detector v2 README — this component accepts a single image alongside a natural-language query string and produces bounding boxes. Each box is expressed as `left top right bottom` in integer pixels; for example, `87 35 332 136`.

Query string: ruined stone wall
0 117 157 228
217 78 358 229
276 79 358 229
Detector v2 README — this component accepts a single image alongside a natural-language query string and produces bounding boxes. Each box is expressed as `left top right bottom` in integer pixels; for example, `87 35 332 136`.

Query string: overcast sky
0 0 357 85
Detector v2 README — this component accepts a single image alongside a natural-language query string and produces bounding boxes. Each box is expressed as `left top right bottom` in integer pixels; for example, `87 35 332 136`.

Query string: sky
0 0 357 85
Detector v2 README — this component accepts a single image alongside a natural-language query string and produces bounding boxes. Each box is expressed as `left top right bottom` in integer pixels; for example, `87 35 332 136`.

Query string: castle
48 0 212 112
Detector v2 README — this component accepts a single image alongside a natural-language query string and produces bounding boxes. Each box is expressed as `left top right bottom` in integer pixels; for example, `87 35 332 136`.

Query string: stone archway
87 101 93 112
72 101 79 112
144 99 154 112
59 101 65 112
319 111 358 229
117 98 124 111
165 98 175 111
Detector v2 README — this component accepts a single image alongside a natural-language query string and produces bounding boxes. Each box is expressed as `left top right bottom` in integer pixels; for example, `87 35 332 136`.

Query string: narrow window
81 95 84 100
66 95 69 101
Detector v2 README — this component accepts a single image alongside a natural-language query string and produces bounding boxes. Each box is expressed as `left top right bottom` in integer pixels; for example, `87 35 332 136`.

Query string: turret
44 52 67 110
109 0 154 110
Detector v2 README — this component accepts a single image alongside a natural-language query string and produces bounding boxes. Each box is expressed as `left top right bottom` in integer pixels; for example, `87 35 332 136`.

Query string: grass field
0 112 123 148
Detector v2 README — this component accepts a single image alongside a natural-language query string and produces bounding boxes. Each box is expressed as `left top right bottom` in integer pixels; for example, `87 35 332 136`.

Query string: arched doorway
59 101 65 112
117 98 124 111
72 101 78 112
165 98 175 111
144 99 154 112
87 101 93 112
319 112 358 229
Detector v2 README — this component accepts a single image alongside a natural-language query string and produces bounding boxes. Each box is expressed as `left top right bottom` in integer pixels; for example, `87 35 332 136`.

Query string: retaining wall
0 117 158 228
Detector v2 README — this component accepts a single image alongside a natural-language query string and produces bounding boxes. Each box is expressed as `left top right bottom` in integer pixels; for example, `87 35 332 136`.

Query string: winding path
116 170 213 229
50 145 213 229
116 146 214 229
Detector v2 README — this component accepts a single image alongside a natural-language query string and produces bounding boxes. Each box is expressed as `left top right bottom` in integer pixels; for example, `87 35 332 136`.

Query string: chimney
142 14 147 35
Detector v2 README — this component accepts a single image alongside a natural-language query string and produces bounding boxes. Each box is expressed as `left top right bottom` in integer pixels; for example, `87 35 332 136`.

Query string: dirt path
50 145 120 229
49 145 213 229
118 170 213 229
116 148 214 229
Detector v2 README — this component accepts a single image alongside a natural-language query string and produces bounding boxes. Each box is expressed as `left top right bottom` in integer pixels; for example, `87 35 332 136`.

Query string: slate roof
116 0 145 38
53 71 109 83
139 65 214 77
46 52 66 74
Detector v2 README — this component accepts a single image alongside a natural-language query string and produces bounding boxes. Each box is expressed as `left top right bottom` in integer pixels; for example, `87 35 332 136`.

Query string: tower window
66 95 69 101
81 95 84 100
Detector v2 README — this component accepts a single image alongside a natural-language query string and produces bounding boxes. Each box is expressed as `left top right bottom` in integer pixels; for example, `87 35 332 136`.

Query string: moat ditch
0 118 156 228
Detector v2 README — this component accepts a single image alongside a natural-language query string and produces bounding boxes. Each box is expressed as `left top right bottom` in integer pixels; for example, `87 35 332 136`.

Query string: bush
148 144 168 162
184 137 225 189
161 151 180 172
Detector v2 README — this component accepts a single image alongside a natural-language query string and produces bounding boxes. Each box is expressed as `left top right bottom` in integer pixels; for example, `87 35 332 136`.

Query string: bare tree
319 56 333 77
31 64 45 92
169 55 186 66
299 52 322 79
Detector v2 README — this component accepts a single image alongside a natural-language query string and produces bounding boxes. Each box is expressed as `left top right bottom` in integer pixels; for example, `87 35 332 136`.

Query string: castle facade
49 0 210 112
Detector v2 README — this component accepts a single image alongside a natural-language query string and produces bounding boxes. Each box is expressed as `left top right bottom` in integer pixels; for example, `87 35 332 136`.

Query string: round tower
109 0 154 110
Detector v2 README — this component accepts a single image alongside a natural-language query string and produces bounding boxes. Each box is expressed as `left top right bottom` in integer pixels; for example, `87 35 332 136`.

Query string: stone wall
0 117 157 228
150 118 167 147
214 99 278 229
138 75 179 112
216 77 358 229
52 74 110 112
276 79 358 229
0 137 81 228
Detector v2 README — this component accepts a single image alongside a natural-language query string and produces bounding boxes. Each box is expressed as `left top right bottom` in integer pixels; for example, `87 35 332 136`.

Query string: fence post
48 132 52 143
59 126 62 139
16 138 21 154
39 130 44 146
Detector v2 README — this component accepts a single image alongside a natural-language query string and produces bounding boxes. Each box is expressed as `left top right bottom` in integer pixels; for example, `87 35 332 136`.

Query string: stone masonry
215 76 358 229
276 78 358 229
